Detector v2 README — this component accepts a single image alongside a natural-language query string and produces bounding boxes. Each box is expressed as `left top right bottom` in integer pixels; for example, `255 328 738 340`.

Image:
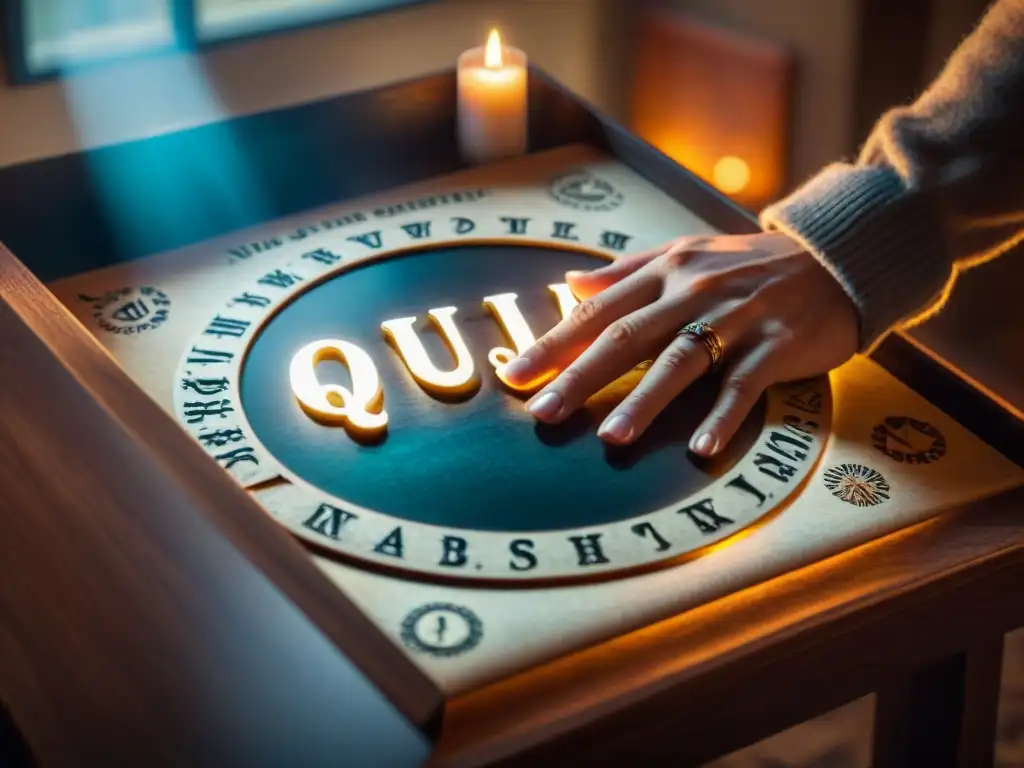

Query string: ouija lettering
228 189 490 261
292 458 799 575
290 282 581 436
176 213 829 579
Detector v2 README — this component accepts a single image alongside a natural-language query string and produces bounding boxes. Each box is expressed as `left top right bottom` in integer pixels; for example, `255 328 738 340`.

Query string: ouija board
49 144 1024 693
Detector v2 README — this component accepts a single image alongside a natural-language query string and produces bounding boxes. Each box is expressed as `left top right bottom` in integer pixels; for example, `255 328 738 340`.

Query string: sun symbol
823 464 891 507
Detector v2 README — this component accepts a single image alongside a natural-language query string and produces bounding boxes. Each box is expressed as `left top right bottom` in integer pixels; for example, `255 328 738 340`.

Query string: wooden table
1 68 1021 767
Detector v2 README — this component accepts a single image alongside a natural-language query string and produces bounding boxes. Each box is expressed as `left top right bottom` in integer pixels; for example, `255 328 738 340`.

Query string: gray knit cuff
760 164 952 351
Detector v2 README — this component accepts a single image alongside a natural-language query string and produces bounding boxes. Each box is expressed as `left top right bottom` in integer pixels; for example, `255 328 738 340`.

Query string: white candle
457 30 528 164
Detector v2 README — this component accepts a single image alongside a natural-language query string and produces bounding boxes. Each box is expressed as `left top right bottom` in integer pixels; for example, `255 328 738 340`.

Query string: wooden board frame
1 66 1022 766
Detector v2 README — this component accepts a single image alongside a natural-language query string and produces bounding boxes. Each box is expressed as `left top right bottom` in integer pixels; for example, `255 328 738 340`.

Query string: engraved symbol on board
822 463 891 507
548 169 625 212
78 286 171 335
399 603 483 658
871 416 946 464
783 378 824 415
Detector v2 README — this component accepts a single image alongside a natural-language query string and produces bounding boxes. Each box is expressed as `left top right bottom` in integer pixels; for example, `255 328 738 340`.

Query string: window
4 0 430 82
10 0 177 77
194 0 421 44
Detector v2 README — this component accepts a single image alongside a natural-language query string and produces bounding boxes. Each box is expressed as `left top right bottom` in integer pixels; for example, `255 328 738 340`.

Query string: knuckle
570 297 601 327
606 318 638 349
532 332 559 356
662 341 695 372
744 289 771 318
662 245 697 271
616 397 644 421
686 272 717 295
776 327 797 347
763 319 795 346
667 284 698 305
660 235 715 271
703 410 727 430
724 374 758 401
557 366 584 391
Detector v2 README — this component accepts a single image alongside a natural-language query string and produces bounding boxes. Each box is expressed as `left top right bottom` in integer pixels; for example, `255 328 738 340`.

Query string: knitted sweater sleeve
759 0 1024 351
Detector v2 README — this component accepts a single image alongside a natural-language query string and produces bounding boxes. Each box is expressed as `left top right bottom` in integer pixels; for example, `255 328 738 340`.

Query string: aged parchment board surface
50 145 1023 692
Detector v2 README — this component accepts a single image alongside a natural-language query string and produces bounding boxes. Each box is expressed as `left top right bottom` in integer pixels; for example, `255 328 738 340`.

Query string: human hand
502 231 859 457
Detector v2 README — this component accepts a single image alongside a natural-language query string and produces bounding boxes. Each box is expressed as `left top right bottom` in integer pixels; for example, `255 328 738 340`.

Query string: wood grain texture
873 637 1005 767
0 243 441 765
0 703 33 767
432 486 1024 767
2 62 1022 767
957 638 1007 767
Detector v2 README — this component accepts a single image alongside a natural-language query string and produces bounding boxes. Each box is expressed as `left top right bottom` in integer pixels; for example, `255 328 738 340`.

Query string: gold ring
677 321 724 369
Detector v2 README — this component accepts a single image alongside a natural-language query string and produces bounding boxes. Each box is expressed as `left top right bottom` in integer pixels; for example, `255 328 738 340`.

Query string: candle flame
485 29 503 69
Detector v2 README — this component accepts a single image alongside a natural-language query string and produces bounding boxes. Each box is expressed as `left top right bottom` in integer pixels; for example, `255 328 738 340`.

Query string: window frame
3 0 432 84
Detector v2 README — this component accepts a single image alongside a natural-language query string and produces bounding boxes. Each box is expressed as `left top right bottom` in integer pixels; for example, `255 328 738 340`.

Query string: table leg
872 636 1005 768
0 704 33 768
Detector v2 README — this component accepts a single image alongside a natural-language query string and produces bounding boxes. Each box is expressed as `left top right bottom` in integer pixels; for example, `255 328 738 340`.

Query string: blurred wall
0 0 609 169
652 0 861 188
903 0 1023 410
643 0 993 193
923 0 991 80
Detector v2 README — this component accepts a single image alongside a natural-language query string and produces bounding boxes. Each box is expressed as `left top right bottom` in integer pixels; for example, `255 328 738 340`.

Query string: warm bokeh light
712 155 751 195
630 14 790 209
485 29 503 69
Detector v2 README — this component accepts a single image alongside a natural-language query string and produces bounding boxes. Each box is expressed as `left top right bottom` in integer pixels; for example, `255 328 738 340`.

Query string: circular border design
548 170 625 212
82 286 171 335
822 463 891 507
871 416 946 464
172 211 832 583
399 602 484 658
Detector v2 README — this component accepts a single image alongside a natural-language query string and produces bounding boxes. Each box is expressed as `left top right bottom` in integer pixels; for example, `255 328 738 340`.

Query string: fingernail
599 414 634 444
691 432 716 455
527 391 563 420
503 356 532 380
565 270 587 280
